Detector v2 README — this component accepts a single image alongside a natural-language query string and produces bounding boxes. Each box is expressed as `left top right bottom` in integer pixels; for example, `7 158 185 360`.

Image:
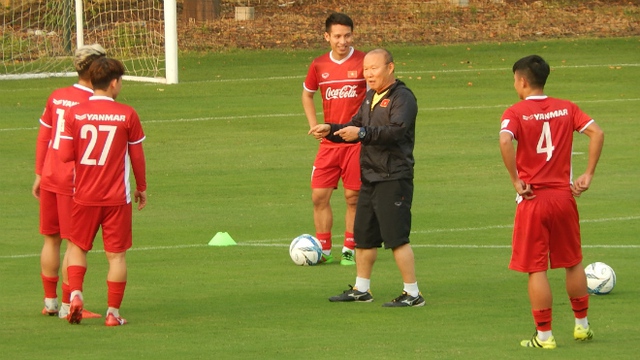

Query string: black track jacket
326 80 418 184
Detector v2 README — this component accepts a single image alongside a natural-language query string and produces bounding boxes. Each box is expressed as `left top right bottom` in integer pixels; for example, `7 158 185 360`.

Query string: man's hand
514 179 536 200
308 124 331 140
32 174 41 199
333 126 360 142
135 190 147 210
571 173 593 197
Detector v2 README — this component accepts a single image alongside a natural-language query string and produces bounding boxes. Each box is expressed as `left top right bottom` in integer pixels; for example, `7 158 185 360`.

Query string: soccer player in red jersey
302 13 367 265
499 55 604 349
32 44 106 319
59 57 148 326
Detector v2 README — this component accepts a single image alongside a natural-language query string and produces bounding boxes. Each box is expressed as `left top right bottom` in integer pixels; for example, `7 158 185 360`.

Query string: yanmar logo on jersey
325 85 358 100
75 113 126 122
52 99 80 107
522 108 568 121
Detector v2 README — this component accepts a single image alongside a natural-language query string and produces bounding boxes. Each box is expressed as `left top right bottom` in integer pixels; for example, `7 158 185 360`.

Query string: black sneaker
328 285 373 302
382 291 425 307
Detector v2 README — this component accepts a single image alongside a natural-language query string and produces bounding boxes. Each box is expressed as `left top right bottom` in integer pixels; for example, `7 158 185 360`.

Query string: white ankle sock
537 330 552 341
341 247 354 254
403 282 419 297
70 290 83 301
354 277 370 292
575 317 589 328
107 307 120 317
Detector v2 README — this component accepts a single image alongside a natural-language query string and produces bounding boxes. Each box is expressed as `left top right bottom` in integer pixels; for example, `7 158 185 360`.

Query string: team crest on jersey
321 72 330 79
348 71 358 78
380 99 390 108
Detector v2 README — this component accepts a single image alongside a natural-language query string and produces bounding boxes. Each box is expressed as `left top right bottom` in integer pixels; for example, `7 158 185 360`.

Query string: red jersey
36 84 93 195
60 96 146 206
500 95 594 189
304 47 366 147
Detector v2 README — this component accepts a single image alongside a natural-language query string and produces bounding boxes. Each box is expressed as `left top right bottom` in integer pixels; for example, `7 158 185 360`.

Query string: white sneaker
41 297 59 316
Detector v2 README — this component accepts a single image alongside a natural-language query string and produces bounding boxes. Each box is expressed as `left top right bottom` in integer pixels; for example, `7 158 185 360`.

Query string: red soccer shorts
69 202 133 253
39 189 73 238
509 188 582 273
311 144 361 191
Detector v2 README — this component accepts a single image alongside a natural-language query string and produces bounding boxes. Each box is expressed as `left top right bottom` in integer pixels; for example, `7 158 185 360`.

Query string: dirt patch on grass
177 0 640 51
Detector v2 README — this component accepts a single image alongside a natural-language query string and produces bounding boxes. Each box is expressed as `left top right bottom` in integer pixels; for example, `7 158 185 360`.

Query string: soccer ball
584 262 616 295
289 234 323 266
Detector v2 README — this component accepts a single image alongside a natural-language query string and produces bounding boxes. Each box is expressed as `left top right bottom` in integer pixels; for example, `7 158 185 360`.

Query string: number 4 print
80 124 117 166
536 122 554 161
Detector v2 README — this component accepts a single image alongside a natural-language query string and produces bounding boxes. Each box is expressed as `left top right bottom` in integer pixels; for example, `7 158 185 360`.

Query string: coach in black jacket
309 48 424 307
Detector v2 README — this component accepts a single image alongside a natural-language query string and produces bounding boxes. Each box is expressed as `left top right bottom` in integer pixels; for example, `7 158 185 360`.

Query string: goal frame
0 0 178 84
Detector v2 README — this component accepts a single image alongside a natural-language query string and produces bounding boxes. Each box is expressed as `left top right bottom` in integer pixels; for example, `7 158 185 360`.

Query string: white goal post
1 0 178 84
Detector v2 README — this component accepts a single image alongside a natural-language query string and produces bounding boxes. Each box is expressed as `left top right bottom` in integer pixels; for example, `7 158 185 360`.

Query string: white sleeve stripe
579 119 595 133
39 119 52 128
302 83 317 93
128 135 146 145
500 129 515 138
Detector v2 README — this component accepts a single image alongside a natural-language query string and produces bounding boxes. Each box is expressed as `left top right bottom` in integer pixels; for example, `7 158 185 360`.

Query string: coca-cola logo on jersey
325 85 358 100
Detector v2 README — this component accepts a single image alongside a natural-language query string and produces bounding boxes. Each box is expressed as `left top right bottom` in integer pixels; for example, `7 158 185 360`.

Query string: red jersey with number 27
61 96 146 206
36 84 93 195
500 95 594 189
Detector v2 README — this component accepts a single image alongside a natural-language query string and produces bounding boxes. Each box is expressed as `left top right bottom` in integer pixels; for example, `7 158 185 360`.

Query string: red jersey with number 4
500 95 594 189
304 48 366 147
36 84 93 195
61 96 146 206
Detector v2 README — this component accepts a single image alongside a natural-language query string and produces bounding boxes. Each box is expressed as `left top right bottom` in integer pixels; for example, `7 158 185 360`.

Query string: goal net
1 0 177 84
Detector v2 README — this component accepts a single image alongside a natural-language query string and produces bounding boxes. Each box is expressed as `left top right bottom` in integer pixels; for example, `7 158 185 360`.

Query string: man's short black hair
325 12 354 33
512 55 550 89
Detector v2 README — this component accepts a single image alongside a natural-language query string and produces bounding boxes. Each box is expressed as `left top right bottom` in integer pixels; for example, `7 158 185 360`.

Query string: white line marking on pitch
3 98 638 132
2 215 638 259
1 62 637 93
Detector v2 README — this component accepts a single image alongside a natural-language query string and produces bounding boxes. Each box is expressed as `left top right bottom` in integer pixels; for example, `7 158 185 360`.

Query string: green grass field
1 37 639 359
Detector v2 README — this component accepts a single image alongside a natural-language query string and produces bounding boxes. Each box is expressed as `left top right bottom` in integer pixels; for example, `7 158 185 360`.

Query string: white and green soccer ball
289 234 322 266
585 262 616 295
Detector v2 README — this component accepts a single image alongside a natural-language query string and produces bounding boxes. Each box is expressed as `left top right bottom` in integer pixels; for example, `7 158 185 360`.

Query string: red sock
67 266 87 293
41 274 59 298
107 281 127 309
570 294 589 319
344 232 355 250
61 282 71 303
532 308 553 332
316 232 332 252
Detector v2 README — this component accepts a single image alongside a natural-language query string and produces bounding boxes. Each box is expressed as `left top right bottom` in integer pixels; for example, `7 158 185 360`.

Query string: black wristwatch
358 127 366 140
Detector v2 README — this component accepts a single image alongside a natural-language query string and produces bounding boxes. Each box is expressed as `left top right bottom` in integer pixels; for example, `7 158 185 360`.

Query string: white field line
2 215 639 259
2 97 639 133
1 61 638 132
2 63 638 92
111 63 640 84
